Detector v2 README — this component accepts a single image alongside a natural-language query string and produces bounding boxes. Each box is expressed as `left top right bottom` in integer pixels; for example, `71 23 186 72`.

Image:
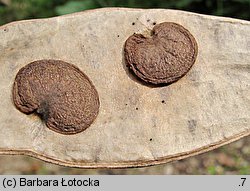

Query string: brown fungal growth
124 22 198 85
13 60 99 135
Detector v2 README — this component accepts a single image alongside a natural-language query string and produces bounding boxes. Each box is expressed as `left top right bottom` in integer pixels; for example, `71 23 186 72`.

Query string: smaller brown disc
124 22 198 84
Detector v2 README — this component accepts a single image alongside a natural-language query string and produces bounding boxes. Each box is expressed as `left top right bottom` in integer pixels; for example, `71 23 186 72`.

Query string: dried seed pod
13 60 99 135
124 22 198 84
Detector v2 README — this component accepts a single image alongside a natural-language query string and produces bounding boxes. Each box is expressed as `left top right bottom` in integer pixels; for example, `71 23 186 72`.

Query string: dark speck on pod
124 22 198 85
13 60 100 135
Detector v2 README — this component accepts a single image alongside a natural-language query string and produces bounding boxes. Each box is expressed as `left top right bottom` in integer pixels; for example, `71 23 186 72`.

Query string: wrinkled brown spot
13 60 99 135
124 22 198 85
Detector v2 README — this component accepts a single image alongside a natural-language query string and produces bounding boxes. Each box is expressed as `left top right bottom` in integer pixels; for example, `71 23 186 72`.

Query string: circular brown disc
124 22 198 84
13 60 100 135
